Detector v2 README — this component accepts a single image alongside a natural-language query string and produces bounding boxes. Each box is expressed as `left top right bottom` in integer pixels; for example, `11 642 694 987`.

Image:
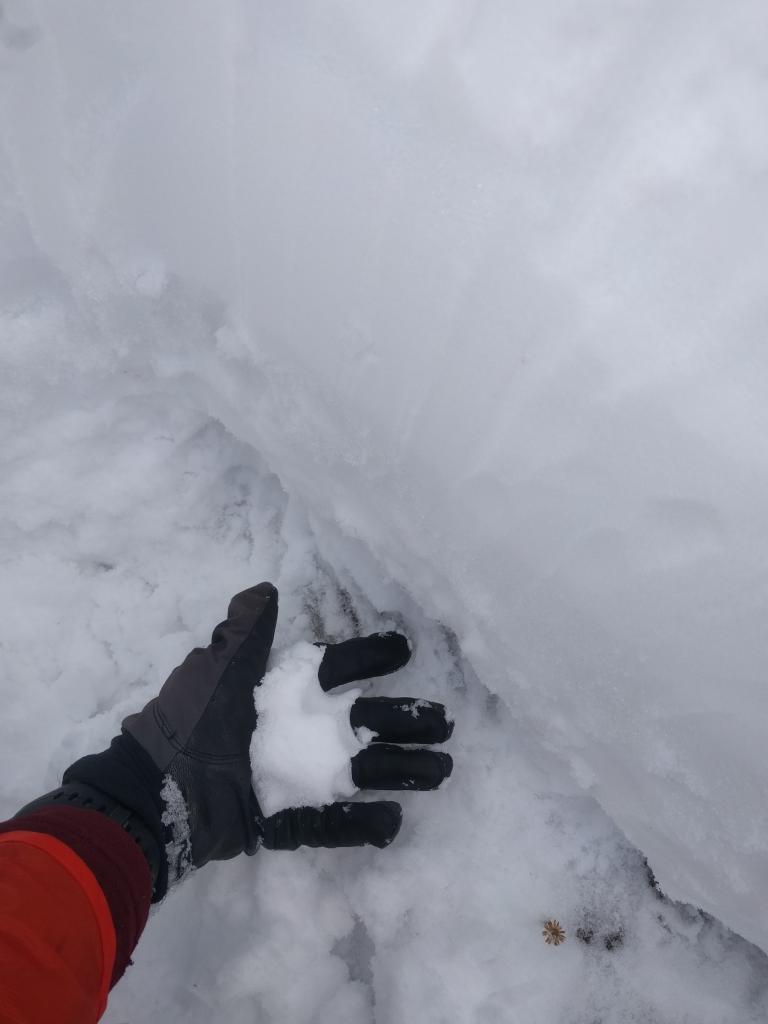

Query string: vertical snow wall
3 0 768 949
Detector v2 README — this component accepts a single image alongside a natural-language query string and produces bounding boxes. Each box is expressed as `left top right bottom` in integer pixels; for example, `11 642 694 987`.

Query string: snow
161 775 193 888
1 1 768 1021
251 641 362 816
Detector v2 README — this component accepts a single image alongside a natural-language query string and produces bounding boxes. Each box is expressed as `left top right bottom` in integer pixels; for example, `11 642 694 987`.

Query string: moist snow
251 642 364 816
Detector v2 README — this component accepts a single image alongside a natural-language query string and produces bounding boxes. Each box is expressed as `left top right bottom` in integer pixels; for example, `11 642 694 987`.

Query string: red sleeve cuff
0 806 153 987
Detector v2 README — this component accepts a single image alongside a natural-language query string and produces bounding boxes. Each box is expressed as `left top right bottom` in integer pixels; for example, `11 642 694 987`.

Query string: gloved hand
18 583 453 901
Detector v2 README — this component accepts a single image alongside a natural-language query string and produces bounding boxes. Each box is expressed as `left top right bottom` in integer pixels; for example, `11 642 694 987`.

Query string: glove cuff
62 732 170 901
15 782 162 897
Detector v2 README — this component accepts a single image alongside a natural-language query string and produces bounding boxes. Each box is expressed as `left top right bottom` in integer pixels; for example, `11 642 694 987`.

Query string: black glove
17 583 453 901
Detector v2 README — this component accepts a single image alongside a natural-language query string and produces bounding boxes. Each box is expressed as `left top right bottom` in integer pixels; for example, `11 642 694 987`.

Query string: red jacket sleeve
0 809 153 1024
0 832 113 1023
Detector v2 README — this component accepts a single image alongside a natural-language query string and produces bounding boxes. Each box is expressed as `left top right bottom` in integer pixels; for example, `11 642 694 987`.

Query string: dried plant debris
576 916 625 952
604 929 624 951
542 920 566 946
643 857 664 898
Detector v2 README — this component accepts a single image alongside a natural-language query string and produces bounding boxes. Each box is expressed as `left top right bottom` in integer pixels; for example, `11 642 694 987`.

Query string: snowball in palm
251 642 367 816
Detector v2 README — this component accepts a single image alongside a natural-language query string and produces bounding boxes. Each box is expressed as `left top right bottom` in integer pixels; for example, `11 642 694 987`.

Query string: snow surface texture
252 642 361 816
3 385 768 1024
2 1 768 1020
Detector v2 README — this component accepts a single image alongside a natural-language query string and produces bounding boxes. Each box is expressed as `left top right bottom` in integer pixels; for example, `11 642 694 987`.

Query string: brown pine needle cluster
542 920 566 946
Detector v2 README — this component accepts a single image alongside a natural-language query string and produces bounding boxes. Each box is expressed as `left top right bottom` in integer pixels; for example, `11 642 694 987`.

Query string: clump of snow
251 642 363 816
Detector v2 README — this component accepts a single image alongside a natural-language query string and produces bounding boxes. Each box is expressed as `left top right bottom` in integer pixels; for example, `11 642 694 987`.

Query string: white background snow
2 1 768 1021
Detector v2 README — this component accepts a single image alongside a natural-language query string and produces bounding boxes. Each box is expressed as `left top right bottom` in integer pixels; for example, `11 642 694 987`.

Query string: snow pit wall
3 1 768 950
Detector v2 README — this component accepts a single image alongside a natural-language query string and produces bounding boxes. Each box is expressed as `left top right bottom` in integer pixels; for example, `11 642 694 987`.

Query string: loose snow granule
161 775 193 886
354 725 377 745
251 641 365 816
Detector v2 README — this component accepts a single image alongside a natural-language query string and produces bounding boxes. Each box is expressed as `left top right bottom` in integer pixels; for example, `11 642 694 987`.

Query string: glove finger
317 633 411 691
125 583 279 766
261 800 402 850
351 745 453 791
351 697 454 744
213 582 278 686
